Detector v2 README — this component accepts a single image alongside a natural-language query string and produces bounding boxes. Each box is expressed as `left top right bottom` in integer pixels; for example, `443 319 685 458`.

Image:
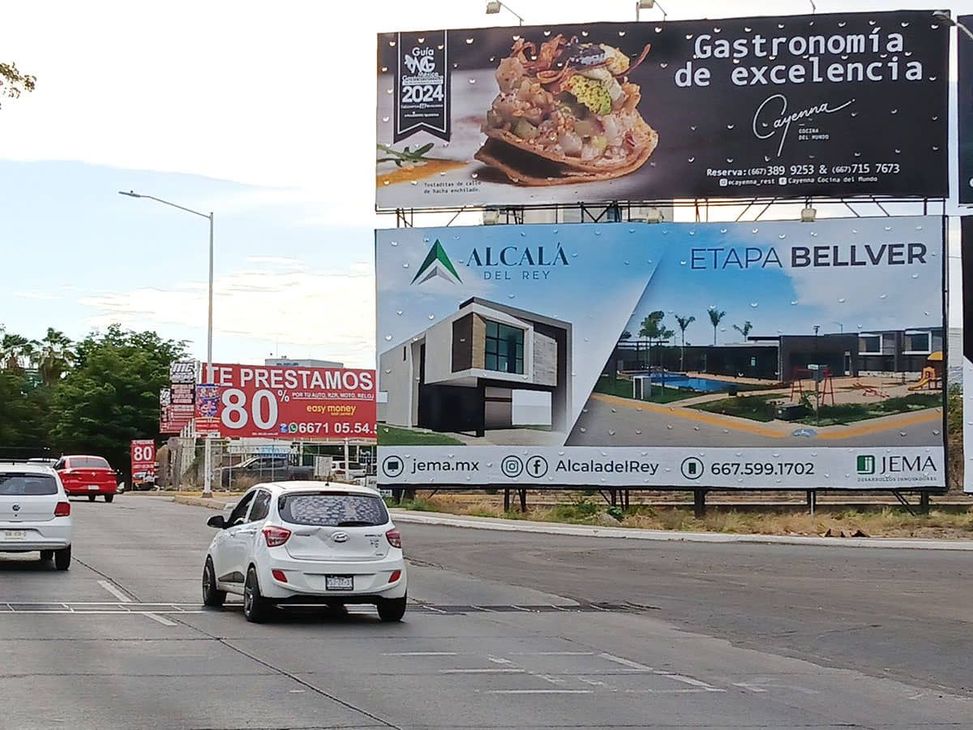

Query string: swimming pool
642 372 734 393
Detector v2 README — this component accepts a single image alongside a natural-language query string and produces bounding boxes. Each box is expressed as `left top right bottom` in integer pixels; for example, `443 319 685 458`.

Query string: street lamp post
119 191 216 497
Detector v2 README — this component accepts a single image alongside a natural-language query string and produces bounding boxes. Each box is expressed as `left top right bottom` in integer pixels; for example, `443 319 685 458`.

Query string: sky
1 0 971 369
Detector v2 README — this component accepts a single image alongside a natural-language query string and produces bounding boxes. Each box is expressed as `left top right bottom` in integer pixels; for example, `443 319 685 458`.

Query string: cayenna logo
412 239 462 286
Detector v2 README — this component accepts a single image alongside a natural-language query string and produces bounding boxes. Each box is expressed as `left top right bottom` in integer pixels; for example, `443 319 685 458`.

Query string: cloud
80 261 376 367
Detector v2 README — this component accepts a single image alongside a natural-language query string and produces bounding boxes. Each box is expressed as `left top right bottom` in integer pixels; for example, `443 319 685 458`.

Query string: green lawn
693 393 942 426
377 425 465 446
692 394 778 422
593 375 699 404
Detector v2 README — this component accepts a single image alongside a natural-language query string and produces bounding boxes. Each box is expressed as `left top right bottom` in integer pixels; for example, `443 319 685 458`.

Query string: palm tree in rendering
733 321 753 341
707 307 726 346
674 315 695 371
37 328 74 386
639 311 674 370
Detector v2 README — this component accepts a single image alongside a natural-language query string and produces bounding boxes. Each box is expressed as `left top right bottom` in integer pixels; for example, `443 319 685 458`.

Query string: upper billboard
959 16 973 204
376 11 948 209
376 217 946 489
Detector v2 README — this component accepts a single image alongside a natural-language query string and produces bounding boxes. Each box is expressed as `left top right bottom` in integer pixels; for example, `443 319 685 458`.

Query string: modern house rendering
379 298 572 437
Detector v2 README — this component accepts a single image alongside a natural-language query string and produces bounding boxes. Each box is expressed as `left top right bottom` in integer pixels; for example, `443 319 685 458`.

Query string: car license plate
325 575 354 591
2 530 26 541
87 485 99 491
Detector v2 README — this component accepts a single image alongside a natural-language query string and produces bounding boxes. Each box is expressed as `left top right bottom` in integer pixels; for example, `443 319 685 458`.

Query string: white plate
325 575 354 591
2 530 26 541
87 485 99 490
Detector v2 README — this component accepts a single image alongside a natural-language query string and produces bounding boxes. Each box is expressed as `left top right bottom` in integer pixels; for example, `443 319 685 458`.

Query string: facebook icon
526 456 549 479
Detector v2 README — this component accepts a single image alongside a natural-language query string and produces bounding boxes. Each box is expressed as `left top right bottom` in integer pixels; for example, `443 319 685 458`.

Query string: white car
202 482 407 623
0 462 72 570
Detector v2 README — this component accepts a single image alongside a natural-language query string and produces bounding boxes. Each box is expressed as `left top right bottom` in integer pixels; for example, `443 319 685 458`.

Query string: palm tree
733 321 753 341
1 332 37 372
639 311 674 370
37 328 74 386
674 315 695 371
707 307 726 346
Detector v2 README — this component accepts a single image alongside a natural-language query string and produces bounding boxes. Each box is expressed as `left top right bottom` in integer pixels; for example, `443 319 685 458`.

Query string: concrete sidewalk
169 494 973 551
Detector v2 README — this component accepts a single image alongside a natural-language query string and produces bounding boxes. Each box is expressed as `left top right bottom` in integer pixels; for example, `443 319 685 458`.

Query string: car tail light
388 570 401 583
271 569 288 583
262 526 291 547
54 502 71 517
386 529 402 549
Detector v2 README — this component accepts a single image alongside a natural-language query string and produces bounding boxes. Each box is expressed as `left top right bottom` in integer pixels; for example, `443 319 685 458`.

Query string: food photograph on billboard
376 217 946 489
376 10 948 210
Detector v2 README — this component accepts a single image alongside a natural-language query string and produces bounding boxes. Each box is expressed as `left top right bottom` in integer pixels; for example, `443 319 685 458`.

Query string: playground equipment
908 351 944 391
789 365 835 407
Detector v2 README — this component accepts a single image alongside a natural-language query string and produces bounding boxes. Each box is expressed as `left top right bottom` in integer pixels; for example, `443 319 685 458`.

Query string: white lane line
657 671 722 690
97 580 132 603
598 652 654 671
439 668 525 674
481 689 593 695
383 652 458 656
511 651 594 656
141 613 177 627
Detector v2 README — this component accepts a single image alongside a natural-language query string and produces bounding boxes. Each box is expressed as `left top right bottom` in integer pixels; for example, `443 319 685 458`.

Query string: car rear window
0 474 58 495
279 493 389 527
67 457 110 469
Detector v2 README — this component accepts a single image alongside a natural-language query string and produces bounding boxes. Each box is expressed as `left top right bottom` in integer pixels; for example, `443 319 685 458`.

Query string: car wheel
39 550 53 562
377 595 407 622
54 546 71 571
88 495 96 502
202 558 226 608
105 494 114 503
243 566 273 623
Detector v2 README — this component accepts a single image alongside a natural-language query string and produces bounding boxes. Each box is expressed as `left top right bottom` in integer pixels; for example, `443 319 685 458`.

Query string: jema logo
856 455 876 475
412 239 462 286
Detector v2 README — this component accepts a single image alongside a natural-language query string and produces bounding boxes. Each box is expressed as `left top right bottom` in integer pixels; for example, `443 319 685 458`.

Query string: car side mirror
207 514 226 529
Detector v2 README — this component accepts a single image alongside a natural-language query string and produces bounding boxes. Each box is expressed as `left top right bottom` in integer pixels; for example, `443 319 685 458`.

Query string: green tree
0 62 36 109
639 311 674 369
674 314 695 371
733 321 753 340
1 330 39 372
707 307 726 346
50 325 186 474
37 328 74 386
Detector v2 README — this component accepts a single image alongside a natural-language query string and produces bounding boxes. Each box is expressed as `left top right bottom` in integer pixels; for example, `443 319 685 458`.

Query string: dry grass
393 494 973 539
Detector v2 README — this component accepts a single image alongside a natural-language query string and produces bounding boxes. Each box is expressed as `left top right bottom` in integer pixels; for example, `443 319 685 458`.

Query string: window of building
903 331 932 355
485 320 525 374
859 334 883 355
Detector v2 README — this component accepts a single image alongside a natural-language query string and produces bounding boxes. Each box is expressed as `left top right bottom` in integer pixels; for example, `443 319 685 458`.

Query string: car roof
0 461 58 475
254 481 380 496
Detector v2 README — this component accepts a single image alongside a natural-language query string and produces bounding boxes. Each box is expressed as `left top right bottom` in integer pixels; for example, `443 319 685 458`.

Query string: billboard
376 217 946 489
202 363 376 440
963 217 973 493
376 11 948 210
130 439 156 487
960 16 973 205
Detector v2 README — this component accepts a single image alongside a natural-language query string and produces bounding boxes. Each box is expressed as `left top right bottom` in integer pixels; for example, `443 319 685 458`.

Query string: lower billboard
202 363 376 441
376 217 947 489
963 217 973 493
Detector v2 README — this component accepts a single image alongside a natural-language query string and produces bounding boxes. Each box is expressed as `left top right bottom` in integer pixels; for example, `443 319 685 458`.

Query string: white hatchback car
202 482 407 623
0 462 72 570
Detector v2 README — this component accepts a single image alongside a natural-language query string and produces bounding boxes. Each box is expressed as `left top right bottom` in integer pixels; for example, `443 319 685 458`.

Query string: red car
56 455 119 502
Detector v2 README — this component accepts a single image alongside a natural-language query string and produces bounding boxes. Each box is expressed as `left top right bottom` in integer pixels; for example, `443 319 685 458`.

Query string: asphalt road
0 497 970 729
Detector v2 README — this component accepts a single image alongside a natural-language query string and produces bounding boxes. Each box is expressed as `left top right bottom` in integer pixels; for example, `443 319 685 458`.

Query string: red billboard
130 439 157 487
203 363 376 440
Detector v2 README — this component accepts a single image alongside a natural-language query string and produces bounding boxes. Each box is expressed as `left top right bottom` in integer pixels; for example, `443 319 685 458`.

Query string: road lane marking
383 652 458 657
599 652 654 671
481 689 593 695
141 612 177 627
97 580 133 602
511 651 594 656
